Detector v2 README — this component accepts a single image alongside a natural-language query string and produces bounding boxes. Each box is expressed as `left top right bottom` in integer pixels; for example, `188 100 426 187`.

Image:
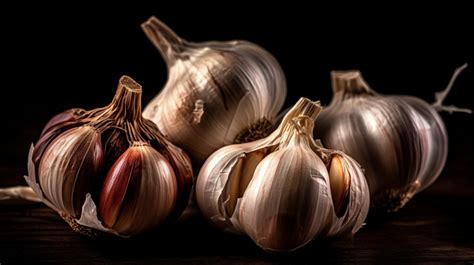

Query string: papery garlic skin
39 126 103 217
40 108 85 137
325 153 369 236
142 17 287 164
196 98 369 251
238 134 332 251
195 142 252 232
27 76 193 237
315 70 466 211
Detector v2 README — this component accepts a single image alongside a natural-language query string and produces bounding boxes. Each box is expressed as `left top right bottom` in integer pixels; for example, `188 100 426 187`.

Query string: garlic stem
141 16 188 66
108 76 143 121
331 71 373 95
432 63 472 114
278 98 322 132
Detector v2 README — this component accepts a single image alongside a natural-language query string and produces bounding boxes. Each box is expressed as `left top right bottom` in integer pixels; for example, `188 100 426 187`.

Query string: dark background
1 3 473 175
0 2 473 264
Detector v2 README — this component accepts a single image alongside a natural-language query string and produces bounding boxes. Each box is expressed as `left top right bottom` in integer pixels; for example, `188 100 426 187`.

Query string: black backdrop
1 3 473 194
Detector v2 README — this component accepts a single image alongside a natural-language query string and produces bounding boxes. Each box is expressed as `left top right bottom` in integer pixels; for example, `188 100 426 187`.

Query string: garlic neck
108 76 143 122
279 116 316 148
278 98 322 133
142 16 189 66
331 71 375 96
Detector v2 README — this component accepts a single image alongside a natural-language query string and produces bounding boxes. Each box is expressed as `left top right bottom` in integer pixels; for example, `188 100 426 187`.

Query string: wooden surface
1 167 473 264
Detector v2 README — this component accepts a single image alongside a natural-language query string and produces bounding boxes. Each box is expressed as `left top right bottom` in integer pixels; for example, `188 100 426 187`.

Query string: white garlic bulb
196 98 369 252
142 16 287 165
315 65 471 212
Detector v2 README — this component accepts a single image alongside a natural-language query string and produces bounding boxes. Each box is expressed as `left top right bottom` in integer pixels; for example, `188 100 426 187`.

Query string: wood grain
1 167 473 264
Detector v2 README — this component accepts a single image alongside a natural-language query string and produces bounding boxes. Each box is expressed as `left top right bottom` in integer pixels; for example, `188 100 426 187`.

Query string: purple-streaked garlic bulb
25 76 193 236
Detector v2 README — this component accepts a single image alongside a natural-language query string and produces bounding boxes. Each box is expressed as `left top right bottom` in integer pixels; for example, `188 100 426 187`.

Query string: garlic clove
324 153 369 237
33 124 71 167
98 145 140 228
223 156 243 217
157 143 194 219
222 149 268 217
38 126 103 217
33 114 87 167
328 155 350 217
99 143 178 235
239 150 267 197
40 108 86 137
195 142 256 231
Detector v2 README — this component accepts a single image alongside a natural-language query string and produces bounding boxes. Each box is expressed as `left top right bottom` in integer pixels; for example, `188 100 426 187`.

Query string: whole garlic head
26 76 193 237
142 16 287 165
315 66 470 212
196 98 369 252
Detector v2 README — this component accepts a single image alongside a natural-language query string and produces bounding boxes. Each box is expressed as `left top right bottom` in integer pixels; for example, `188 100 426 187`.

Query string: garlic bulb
25 76 193 236
315 65 471 212
196 98 369 251
142 16 287 165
